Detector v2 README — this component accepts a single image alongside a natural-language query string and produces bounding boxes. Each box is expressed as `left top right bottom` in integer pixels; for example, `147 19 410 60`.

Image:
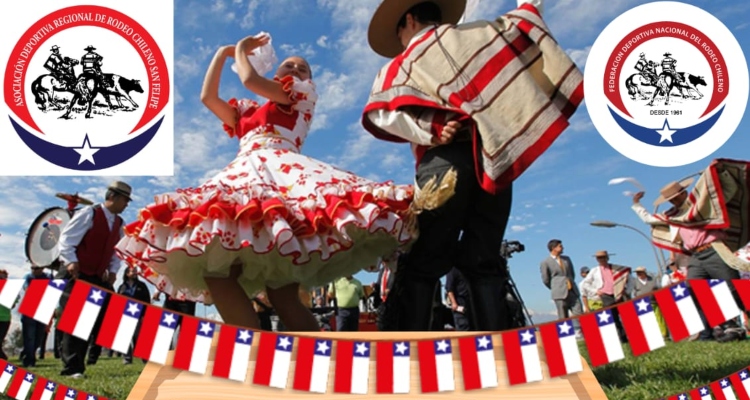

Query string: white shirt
632 203 679 242
58 204 125 274
367 0 544 147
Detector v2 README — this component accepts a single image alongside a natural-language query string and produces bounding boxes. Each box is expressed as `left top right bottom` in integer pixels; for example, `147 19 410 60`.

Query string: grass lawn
0 353 145 400
582 339 750 399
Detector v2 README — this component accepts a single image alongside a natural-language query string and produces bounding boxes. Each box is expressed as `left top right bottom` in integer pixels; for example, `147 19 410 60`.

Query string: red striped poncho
362 4 583 194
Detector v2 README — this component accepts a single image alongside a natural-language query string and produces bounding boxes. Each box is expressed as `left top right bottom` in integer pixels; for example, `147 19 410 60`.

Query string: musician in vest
580 251 633 342
362 0 583 331
57 181 132 378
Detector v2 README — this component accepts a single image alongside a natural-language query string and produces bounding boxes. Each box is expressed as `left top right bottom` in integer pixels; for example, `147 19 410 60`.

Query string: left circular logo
3 5 170 170
584 2 748 167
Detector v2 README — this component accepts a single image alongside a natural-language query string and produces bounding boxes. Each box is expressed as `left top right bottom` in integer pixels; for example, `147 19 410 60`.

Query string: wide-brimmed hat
84 45 96 51
580 266 590 274
593 250 613 258
107 181 132 200
653 178 694 206
635 266 647 273
51 45 59 51
367 0 466 58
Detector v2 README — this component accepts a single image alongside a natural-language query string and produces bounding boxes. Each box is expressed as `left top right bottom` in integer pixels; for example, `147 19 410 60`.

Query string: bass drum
25 207 74 270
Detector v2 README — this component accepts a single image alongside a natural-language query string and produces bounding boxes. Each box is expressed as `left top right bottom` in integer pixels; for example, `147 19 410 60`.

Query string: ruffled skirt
116 135 416 303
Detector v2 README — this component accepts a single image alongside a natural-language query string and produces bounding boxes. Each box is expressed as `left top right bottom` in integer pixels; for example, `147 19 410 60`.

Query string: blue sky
1 0 749 324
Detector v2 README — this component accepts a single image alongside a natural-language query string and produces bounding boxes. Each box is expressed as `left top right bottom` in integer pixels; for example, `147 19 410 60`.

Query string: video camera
500 240 525 259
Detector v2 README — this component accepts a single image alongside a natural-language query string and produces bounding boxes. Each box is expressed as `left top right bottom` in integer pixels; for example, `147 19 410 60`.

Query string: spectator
21 264 52 368
328 276 364 332
117 267 150 364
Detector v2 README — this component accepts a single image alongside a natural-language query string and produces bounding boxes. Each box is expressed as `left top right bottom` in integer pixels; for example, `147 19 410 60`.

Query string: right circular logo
584 1 748 167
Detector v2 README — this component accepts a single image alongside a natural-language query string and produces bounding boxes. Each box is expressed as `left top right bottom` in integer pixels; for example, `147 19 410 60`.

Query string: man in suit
540 240 583 321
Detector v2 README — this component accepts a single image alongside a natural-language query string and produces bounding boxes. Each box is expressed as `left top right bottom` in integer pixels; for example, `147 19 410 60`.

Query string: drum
25 207 74 269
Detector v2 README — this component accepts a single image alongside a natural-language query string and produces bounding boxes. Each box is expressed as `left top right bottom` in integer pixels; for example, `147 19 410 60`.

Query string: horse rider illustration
80 45 110 88
634 52 658 85
661 52 684 85
44 45 75 88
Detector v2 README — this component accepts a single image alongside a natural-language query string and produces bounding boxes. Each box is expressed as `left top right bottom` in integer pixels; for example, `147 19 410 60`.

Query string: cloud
239 0 261 29
316 36 330 48
567 46 591 70
510 224 535 232
279 43 317 59
546 0 645 44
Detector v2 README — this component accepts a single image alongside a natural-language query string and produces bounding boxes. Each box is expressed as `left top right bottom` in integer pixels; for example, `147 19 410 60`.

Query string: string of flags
662 367 750 400
0 278 748 399
0 358 108 400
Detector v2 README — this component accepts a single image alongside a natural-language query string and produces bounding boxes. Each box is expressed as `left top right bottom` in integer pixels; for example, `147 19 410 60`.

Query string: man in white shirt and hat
57 181 132 377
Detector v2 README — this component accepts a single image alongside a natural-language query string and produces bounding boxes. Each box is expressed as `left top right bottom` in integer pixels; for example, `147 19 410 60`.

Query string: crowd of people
535 183 750 345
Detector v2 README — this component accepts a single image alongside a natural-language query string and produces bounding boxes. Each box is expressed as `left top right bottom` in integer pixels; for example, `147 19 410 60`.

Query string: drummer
56 181 132 378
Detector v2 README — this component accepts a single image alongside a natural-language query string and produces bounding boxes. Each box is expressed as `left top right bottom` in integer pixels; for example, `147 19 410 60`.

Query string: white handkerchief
231 31 278 76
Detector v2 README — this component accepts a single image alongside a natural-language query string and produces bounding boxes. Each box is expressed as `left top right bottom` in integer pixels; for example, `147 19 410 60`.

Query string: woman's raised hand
237 33 270 54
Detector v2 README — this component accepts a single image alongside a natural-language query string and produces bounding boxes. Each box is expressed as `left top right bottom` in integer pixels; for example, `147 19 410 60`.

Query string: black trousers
58 273 110 375
380 141 512 331
600 294 628 342
0 321 9 360
687 247 745 334
336 307 360 332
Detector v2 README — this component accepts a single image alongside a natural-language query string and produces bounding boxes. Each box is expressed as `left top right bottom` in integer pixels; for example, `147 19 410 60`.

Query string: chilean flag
0 279 24 309
502 328 543 385
376 341 410 394
212 326 254 382
334 341 371 394
293 338 332 393
0 362 17 392
579 309 624 367
96 297 143 354
172 316 216 374
539 320 583 378
733 279 750 311
132 308 180 364
458 335 498 390
7 369 33 400
54 387 77 400
57 282 106 340
654 282 704 341
712 378 738 400
418 339 454 393
690 385 712 400
18 279 66 324
252 333 294 389
29 377 56 400
618 298 665 356
730 369 750 400
691 279 741 327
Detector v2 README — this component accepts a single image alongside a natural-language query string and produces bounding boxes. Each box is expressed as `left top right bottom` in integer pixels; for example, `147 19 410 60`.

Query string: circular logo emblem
3 5 169 171
584 2 748 167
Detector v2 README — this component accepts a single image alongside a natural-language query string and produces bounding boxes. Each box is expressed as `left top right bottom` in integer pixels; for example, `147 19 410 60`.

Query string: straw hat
367 0 466 58
634 266 647 273
653 178 694 206
593 250 613 258
107 181 132 201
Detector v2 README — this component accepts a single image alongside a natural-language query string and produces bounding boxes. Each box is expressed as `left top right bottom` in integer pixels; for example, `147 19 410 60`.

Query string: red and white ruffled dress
116 76 415 303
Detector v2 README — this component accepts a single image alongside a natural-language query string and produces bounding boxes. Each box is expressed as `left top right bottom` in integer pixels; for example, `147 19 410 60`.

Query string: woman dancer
116 34 415 331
